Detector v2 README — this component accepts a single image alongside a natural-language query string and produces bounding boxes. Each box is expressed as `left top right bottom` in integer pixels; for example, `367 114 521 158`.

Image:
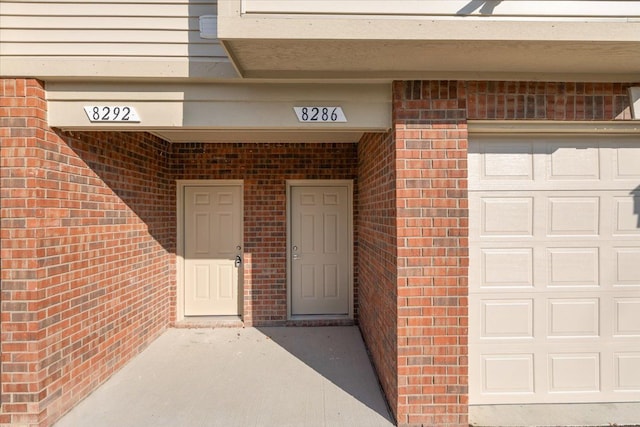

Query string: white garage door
469 134 640 405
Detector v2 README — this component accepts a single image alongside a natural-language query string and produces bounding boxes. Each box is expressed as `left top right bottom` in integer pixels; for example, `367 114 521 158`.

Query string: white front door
184 185 242 316
290 184 352 316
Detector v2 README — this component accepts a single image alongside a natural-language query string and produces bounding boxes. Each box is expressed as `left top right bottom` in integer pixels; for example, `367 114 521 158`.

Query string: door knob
235 255 242 268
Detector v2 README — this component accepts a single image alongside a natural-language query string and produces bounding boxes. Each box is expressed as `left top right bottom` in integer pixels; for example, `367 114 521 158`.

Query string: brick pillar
0 78 49 426
358 131 399 418
1 78 174 427
393 81 469 426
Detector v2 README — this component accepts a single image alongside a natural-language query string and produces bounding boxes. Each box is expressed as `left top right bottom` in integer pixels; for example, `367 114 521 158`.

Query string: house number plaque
84 106 140 123
294 106 347 123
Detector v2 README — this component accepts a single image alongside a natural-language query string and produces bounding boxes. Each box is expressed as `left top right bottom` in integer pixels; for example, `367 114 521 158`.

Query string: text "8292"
84 106 140 123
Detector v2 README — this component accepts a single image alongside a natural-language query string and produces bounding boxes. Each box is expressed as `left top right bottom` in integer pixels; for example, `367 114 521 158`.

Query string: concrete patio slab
53 326 395 427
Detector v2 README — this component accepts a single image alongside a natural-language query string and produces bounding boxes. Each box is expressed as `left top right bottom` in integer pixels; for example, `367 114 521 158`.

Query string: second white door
290 184 351 316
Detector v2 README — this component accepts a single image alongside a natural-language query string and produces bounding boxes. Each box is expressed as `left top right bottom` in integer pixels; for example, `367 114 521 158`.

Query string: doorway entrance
288 181 353 317
182 182 243 316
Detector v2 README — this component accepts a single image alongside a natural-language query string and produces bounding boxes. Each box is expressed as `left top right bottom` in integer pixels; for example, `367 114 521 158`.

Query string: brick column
358 131 399 418
393 81 469 426
1 78 175 427
0 78 49 426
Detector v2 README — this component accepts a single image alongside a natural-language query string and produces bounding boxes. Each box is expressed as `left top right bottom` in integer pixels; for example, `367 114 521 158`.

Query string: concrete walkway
54 326 395 427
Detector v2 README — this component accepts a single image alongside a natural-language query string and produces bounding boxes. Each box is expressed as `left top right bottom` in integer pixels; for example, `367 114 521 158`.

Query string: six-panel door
290 185 351 316
184 185 243 316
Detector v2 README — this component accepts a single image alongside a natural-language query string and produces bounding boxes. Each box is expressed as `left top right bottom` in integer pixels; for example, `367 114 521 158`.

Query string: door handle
292 254 301 260
235 255 242 268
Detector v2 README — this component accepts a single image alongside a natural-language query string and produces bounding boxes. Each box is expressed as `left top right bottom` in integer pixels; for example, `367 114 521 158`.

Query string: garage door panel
614 145 640 180
548 353 601 393
547 143 600 181
613 248 640 285
480 197 533 236
482 354 535 395
548 298 600 338
614 298 640 336
472 191 637 240
470 342 640 402
474 140 534 181
548 197 600 236
474 244 609 293
470 136 640 192
481 248 534 287
548 248 599 287
470 134 640 405
481 299 534 338
614 352 640 391
614 195 640 234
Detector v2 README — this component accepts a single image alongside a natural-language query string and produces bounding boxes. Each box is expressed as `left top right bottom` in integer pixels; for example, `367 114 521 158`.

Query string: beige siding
242 0 640 18
0 0 236 79
217 0 640 80
45 81 391 141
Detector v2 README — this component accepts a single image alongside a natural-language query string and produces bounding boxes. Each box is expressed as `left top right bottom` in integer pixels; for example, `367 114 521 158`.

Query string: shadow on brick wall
59 130 176 251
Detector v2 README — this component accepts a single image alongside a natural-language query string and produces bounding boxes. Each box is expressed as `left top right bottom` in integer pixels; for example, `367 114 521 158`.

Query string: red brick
3 77 639 427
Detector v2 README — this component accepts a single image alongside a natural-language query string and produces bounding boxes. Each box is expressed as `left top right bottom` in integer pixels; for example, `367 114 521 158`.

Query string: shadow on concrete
256 326 394 423
53 327 394 427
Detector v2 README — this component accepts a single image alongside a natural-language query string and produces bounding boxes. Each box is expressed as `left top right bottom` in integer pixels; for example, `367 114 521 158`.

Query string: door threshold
288 315 354 326
290 314 350 320
174 315 243 328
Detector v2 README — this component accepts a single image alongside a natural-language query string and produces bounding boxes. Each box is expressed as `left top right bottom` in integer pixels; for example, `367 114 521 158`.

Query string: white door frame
176 180 244 321
286 180 354 320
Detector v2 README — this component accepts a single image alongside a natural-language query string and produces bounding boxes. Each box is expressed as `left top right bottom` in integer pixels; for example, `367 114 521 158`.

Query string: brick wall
1 78 48 427
170 142 358 325
1 86 359 424
39 130 175 424
391 81 470 427
1 79 174 426
357 131 399 418
2 78 637 427
466 81 634 120
380 80 637 427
